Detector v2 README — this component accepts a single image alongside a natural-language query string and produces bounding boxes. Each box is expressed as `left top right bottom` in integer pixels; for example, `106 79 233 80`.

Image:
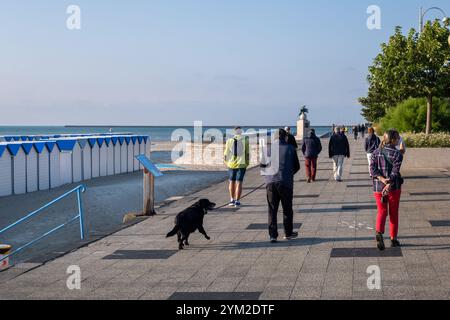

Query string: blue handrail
0 185 87 262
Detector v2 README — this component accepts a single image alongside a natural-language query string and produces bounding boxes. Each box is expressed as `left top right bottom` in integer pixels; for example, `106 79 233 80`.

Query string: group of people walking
223 125 405 250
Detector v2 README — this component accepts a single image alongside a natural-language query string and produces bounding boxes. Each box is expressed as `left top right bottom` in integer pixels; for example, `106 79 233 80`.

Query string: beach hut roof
33 142 47 154
97 137 105 147
56 139 77 152
6 143 22 156
77 139 88 148
21 142 34 155
88 138 97 148
45 141 56 152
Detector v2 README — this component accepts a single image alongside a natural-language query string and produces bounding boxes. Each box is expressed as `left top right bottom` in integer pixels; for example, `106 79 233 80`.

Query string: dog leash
214 182 266 209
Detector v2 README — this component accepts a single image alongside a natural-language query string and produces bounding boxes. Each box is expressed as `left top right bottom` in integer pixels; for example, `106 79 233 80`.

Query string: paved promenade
1 139 450 300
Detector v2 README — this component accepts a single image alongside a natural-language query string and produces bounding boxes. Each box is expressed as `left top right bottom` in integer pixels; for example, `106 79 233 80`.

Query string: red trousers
374 189 401 238
304 157 318 180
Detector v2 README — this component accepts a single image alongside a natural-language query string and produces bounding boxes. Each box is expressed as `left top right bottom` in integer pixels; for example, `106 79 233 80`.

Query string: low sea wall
402 148 450 170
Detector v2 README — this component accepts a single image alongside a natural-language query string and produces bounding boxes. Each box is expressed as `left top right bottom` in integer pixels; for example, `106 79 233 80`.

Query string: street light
419 7 449 33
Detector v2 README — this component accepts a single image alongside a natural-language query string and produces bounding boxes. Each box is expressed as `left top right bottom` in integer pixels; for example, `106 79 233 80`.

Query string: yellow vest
224 135 250 169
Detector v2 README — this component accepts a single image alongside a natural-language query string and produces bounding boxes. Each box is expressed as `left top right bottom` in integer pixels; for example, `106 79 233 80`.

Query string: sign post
135 155 163 216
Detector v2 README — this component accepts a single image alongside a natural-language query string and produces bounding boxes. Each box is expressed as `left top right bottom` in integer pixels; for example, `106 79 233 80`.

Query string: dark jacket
261 140 300 189
365 134 380 154
328 133 350 158
301 132 322 158
287 134 298 150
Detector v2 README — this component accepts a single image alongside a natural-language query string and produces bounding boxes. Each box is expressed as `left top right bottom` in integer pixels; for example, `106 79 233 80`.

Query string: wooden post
143 169 156 216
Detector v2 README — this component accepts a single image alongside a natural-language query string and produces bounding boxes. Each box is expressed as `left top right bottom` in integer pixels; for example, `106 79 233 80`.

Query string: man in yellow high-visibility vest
224 127 250 207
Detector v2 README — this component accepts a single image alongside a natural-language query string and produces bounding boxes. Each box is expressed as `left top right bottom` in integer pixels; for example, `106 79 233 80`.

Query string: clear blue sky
0 0 448 126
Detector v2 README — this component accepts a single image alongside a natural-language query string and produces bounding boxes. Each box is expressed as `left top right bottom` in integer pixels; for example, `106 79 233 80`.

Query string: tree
414 21 450 134
378 97 450 133
359 21 450 133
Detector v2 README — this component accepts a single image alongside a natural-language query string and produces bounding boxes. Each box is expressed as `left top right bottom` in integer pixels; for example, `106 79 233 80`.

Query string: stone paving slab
1 139 450 300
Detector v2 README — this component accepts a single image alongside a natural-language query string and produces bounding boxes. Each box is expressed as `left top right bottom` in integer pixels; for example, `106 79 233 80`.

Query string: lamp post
419 7 448 33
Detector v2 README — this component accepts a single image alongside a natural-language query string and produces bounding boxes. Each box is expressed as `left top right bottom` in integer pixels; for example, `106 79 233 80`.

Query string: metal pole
420 7 423 33
77 188 85 240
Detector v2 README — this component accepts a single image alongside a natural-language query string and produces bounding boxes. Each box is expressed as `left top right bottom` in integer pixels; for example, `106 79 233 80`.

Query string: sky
0 0 449 126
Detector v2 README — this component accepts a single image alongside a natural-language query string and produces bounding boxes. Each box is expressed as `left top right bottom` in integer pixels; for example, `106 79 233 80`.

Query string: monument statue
296 105 310 141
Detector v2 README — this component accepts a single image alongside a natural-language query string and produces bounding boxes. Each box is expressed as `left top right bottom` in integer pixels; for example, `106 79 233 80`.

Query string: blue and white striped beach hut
0 143 12 197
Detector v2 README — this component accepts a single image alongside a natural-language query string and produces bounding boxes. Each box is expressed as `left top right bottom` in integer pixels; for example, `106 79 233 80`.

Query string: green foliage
359 21 450 130
378 98 450 133
402 132 450 148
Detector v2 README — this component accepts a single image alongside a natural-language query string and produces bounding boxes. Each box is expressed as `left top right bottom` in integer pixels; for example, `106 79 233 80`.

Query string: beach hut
7 143 26 195
0 144 12 197
89 138 100 178
119 137 128 174
72 139 84 183
35 142 50 191
132 136 139 171
98 138 107 177
56 139 77 186
112 137 121 175
49 141 61 189
23 142 38 193
82 139 92 181
143 136 151 158
105 137 114 176
126 137 133 173
138 136 144 170
75 139 87 182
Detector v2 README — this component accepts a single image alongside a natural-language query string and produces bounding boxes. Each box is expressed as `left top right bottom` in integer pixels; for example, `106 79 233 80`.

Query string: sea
0 126 332 141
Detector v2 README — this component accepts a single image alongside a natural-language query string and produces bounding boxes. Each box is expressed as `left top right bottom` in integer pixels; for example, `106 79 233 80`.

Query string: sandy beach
0 141 229 265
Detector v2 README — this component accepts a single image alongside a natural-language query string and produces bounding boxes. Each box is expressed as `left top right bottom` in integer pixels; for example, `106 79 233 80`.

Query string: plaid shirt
370 146 403 192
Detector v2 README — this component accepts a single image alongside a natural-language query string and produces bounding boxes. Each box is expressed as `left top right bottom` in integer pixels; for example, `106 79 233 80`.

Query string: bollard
143 168 156 216
135 155 163 217
0 244 12 271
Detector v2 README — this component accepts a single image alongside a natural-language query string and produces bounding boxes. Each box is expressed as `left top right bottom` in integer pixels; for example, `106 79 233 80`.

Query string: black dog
166 199 216 250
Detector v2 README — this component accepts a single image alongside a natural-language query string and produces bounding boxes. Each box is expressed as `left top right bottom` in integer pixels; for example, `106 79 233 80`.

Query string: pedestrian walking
329 127 350 182
284 126 298 150
370 129 404 251
224 126 250 207
301 129 322 183
352 126 358 140
261 129 300 243
365 127 380 177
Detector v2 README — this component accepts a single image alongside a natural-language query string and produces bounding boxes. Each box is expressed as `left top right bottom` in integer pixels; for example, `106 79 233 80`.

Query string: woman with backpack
370 129 404 251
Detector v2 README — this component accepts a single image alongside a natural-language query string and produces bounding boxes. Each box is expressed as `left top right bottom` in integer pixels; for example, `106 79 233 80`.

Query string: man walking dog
224 126 250 207
261 129 300 243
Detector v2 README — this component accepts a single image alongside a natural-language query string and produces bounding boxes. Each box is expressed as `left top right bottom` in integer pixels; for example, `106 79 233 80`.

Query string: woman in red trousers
370 129 404 250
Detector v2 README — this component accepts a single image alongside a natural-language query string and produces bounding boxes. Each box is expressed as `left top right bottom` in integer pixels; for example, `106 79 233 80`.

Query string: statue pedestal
296 115 310 141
